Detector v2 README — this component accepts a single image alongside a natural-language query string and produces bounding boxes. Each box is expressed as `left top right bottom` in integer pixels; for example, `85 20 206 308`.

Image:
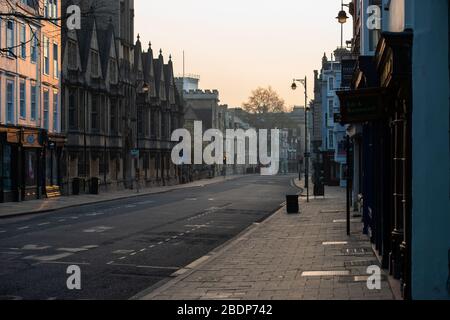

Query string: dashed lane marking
83 226 114 233
22 245 51 251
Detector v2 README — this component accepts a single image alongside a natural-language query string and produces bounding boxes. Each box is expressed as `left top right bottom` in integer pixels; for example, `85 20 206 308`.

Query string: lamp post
291 77 309 203
136 82 150 193
336 0 350 48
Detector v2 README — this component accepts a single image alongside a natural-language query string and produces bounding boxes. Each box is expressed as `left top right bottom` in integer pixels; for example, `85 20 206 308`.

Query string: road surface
0 175 299 300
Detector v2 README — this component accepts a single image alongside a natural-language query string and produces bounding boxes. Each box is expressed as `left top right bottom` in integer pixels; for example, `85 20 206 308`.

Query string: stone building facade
0 0 64 203
61 0 183 194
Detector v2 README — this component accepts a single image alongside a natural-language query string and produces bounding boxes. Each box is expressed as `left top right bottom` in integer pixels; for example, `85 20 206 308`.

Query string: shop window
25 150 37 187
2 145 12 191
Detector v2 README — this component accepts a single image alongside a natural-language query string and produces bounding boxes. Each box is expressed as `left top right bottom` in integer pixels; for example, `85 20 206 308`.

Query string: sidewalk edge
0 175 246 219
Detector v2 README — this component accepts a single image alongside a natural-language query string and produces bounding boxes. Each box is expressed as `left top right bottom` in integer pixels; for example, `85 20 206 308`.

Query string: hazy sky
135 0 352 109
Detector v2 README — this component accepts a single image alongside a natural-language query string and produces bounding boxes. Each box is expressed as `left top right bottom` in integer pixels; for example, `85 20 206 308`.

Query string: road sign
131 149 139 158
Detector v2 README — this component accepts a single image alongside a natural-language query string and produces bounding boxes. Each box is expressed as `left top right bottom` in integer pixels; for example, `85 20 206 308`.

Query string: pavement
0 175 246 219
0 175 298 300
139 186 395 300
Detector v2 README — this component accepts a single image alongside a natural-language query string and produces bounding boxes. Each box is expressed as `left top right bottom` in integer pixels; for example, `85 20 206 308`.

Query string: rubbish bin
72 178 81 195
90 177 100 195
286 195 299 214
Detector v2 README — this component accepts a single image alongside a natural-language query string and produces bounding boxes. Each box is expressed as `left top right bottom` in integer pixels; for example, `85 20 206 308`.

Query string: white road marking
140 249 146 252
119 257 126 260
17 226 30 230
158 242 163 245
85 212 105 217
38 261 91 266
185 198 197 201
22 245 51 251
113 250 135 255
58 219 66 222
83 226 114 233
57 248 89 253
0 230 6 233
24 253 74 262
130 252 137 256
149 245 155 248
107 261 114 265
125 205 136 208
38 222 51 226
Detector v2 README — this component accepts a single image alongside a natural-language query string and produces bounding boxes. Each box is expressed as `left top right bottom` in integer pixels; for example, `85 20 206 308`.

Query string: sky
135 0 352 110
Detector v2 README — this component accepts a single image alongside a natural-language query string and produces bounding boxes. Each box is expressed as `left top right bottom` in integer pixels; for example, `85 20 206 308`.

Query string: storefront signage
337 88 389 124
22 132 42 148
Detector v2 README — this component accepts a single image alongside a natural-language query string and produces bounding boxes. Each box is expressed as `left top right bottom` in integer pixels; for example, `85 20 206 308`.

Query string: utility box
286 195 299 214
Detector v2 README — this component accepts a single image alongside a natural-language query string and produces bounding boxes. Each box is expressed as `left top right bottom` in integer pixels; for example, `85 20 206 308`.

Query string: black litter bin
90 177 100 195
286 195 299 214
72 178 81 195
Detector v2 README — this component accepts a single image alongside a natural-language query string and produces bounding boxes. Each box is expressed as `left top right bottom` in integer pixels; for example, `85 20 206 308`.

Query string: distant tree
243 86 286 114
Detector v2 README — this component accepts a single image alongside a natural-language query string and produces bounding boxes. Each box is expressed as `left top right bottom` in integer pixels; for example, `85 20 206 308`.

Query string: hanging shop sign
336 87 389 124
22 130 42 148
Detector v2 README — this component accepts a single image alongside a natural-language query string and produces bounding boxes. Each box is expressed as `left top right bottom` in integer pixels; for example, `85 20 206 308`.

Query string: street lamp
135 82 150 193
336 0 351 48
291 77 310 203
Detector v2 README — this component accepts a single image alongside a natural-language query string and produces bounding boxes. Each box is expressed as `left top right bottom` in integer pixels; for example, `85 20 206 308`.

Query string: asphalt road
0 174 299 300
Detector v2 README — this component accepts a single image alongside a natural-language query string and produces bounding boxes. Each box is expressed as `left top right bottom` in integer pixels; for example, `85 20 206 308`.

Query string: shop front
337 30 413 299
0 126 65 203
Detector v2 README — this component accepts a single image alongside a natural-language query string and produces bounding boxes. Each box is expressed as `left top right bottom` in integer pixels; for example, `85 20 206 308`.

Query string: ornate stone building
61 0 183 194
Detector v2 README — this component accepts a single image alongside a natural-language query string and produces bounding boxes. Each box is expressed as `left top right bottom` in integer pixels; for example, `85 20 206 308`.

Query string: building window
90 50 99 77
328 99 334 119
20 80 26 119
53 43 59 78
109 59 117 83
20 23 26 59
91 95 98 131
328 130 334 149
53 91 58 132
68 40 77 69
328 77 334 91
30 28 37 63
43 90 49 129
43 36 50 75
110 100 117 134
31 84 37 121
145 109 150 136
6 20 14 57
6 80 14 123
68 89 77 129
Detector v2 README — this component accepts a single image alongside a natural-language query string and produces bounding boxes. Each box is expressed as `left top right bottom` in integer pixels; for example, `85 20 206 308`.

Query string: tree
243 86 286 114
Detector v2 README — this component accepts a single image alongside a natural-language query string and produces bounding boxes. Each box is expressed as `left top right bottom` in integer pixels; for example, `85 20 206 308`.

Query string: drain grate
344 260 379 267
339 275 388 283
341 248 372 256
